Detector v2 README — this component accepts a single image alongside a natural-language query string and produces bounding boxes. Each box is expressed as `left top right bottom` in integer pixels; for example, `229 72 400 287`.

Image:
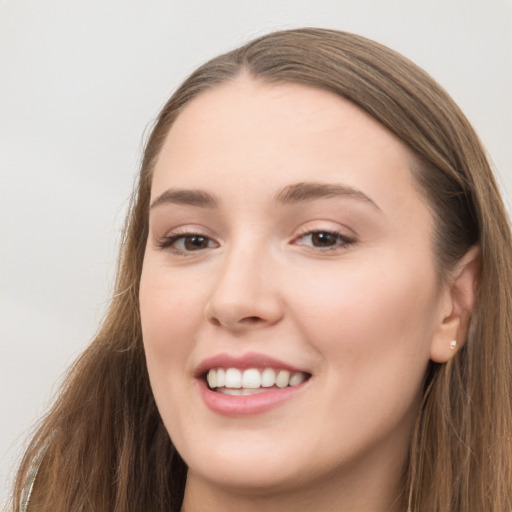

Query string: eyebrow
274 182 381 211
150 182 380 211
150 189 218 209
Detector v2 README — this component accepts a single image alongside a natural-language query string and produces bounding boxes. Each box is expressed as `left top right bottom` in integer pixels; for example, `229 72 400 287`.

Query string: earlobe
430 246 481 363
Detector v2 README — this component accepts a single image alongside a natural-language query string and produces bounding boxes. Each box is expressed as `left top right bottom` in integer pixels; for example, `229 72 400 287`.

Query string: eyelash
293 229 355 251
157 229 355 256
157 232 218 255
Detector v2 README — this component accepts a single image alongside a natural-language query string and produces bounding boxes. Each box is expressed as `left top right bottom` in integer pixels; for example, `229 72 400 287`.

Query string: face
140 77 447 499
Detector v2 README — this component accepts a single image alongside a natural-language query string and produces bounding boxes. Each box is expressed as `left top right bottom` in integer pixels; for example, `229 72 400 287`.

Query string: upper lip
195 352 310 378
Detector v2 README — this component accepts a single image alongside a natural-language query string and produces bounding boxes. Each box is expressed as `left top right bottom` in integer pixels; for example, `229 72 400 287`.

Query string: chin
181 440 312 493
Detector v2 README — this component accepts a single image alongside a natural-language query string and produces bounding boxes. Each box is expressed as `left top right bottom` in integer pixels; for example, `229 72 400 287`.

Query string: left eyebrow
274 182 382 212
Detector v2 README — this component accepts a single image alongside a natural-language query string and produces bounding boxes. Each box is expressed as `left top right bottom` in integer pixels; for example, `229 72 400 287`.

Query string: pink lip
195 352 307 376
195 352 311 417
197 380 308 417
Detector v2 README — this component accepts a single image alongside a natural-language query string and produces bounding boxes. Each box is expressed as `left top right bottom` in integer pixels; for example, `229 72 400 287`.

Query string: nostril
207 314 265 330
240 316 263 324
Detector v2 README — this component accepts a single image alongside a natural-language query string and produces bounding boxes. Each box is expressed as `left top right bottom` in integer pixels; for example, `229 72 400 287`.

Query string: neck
181 452 407 512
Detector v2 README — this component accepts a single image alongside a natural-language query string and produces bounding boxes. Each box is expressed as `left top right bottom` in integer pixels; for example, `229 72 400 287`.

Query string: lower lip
198 380 307 417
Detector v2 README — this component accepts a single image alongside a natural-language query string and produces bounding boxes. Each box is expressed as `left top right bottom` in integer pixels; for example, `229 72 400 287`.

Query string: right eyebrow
150 188 218 209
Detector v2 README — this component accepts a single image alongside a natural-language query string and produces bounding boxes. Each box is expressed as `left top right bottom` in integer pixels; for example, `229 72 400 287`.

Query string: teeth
261 368 276 387
206 367 308 391
216 368 226 387
242 368 261 389
275 370 291 388
224 368 242 388
289 372 306 386
219 387 269 396
207 370 216 388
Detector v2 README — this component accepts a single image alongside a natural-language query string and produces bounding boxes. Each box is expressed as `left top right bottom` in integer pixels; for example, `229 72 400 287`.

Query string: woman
13 28 512 511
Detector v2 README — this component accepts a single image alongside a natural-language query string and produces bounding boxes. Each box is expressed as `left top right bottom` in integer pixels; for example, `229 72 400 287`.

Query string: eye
294 230 354 251
157 233 219 254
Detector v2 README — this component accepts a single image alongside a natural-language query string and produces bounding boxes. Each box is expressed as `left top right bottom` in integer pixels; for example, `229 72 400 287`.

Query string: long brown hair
13 28 512 511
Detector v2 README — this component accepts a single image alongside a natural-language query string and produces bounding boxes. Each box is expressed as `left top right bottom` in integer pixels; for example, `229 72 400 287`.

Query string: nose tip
206 295 283 331
207 306 273 331
204 255 284 331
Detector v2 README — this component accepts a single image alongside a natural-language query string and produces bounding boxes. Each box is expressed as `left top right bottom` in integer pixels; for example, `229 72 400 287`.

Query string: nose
204 244 284 332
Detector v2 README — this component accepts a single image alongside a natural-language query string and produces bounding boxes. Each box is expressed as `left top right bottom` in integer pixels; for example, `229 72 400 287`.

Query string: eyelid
154 222 356 256
290 225 357 251
155 227 220 255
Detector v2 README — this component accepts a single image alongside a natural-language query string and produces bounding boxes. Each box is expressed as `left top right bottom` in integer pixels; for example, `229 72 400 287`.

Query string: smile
206 368 309 395
196 353 312 416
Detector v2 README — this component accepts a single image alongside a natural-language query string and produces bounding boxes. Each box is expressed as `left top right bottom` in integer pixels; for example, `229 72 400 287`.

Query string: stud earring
450 340 457 351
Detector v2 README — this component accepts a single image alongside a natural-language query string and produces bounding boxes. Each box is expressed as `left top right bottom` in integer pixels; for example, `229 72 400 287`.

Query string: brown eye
183 235 210 251
157 233 219 254
295 230 354 251
310 232 339 247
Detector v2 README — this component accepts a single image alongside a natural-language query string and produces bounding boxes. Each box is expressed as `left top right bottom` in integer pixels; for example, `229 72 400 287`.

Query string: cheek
139 258 209 398
139 259 210 441
140 259 205 344
283 258 438 452
287 254 438 381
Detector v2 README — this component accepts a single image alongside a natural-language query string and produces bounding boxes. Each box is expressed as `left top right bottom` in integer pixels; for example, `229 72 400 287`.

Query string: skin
139 76 472 511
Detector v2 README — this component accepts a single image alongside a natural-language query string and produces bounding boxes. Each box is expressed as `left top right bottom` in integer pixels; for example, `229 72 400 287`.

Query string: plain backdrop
1 0 511 507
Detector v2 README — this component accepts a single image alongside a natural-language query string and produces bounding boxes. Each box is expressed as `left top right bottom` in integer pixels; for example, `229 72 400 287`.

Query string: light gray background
1 0 511 507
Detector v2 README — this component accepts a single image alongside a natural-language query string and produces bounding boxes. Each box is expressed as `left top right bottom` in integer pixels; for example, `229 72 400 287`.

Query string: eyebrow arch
274 182 381 211
150 188 218 209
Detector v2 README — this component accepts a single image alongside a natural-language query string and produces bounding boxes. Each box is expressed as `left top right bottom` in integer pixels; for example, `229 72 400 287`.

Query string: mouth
205 367 311 396
196 353 312 415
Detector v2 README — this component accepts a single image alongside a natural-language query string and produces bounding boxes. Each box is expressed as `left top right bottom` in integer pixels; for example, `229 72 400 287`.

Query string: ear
430 246 481 363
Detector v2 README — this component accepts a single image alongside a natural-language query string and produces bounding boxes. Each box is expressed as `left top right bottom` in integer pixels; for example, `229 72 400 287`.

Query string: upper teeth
207 368 307 390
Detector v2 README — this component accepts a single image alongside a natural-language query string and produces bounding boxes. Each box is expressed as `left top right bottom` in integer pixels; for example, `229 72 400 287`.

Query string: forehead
152 76 424 216
162 76 411 159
